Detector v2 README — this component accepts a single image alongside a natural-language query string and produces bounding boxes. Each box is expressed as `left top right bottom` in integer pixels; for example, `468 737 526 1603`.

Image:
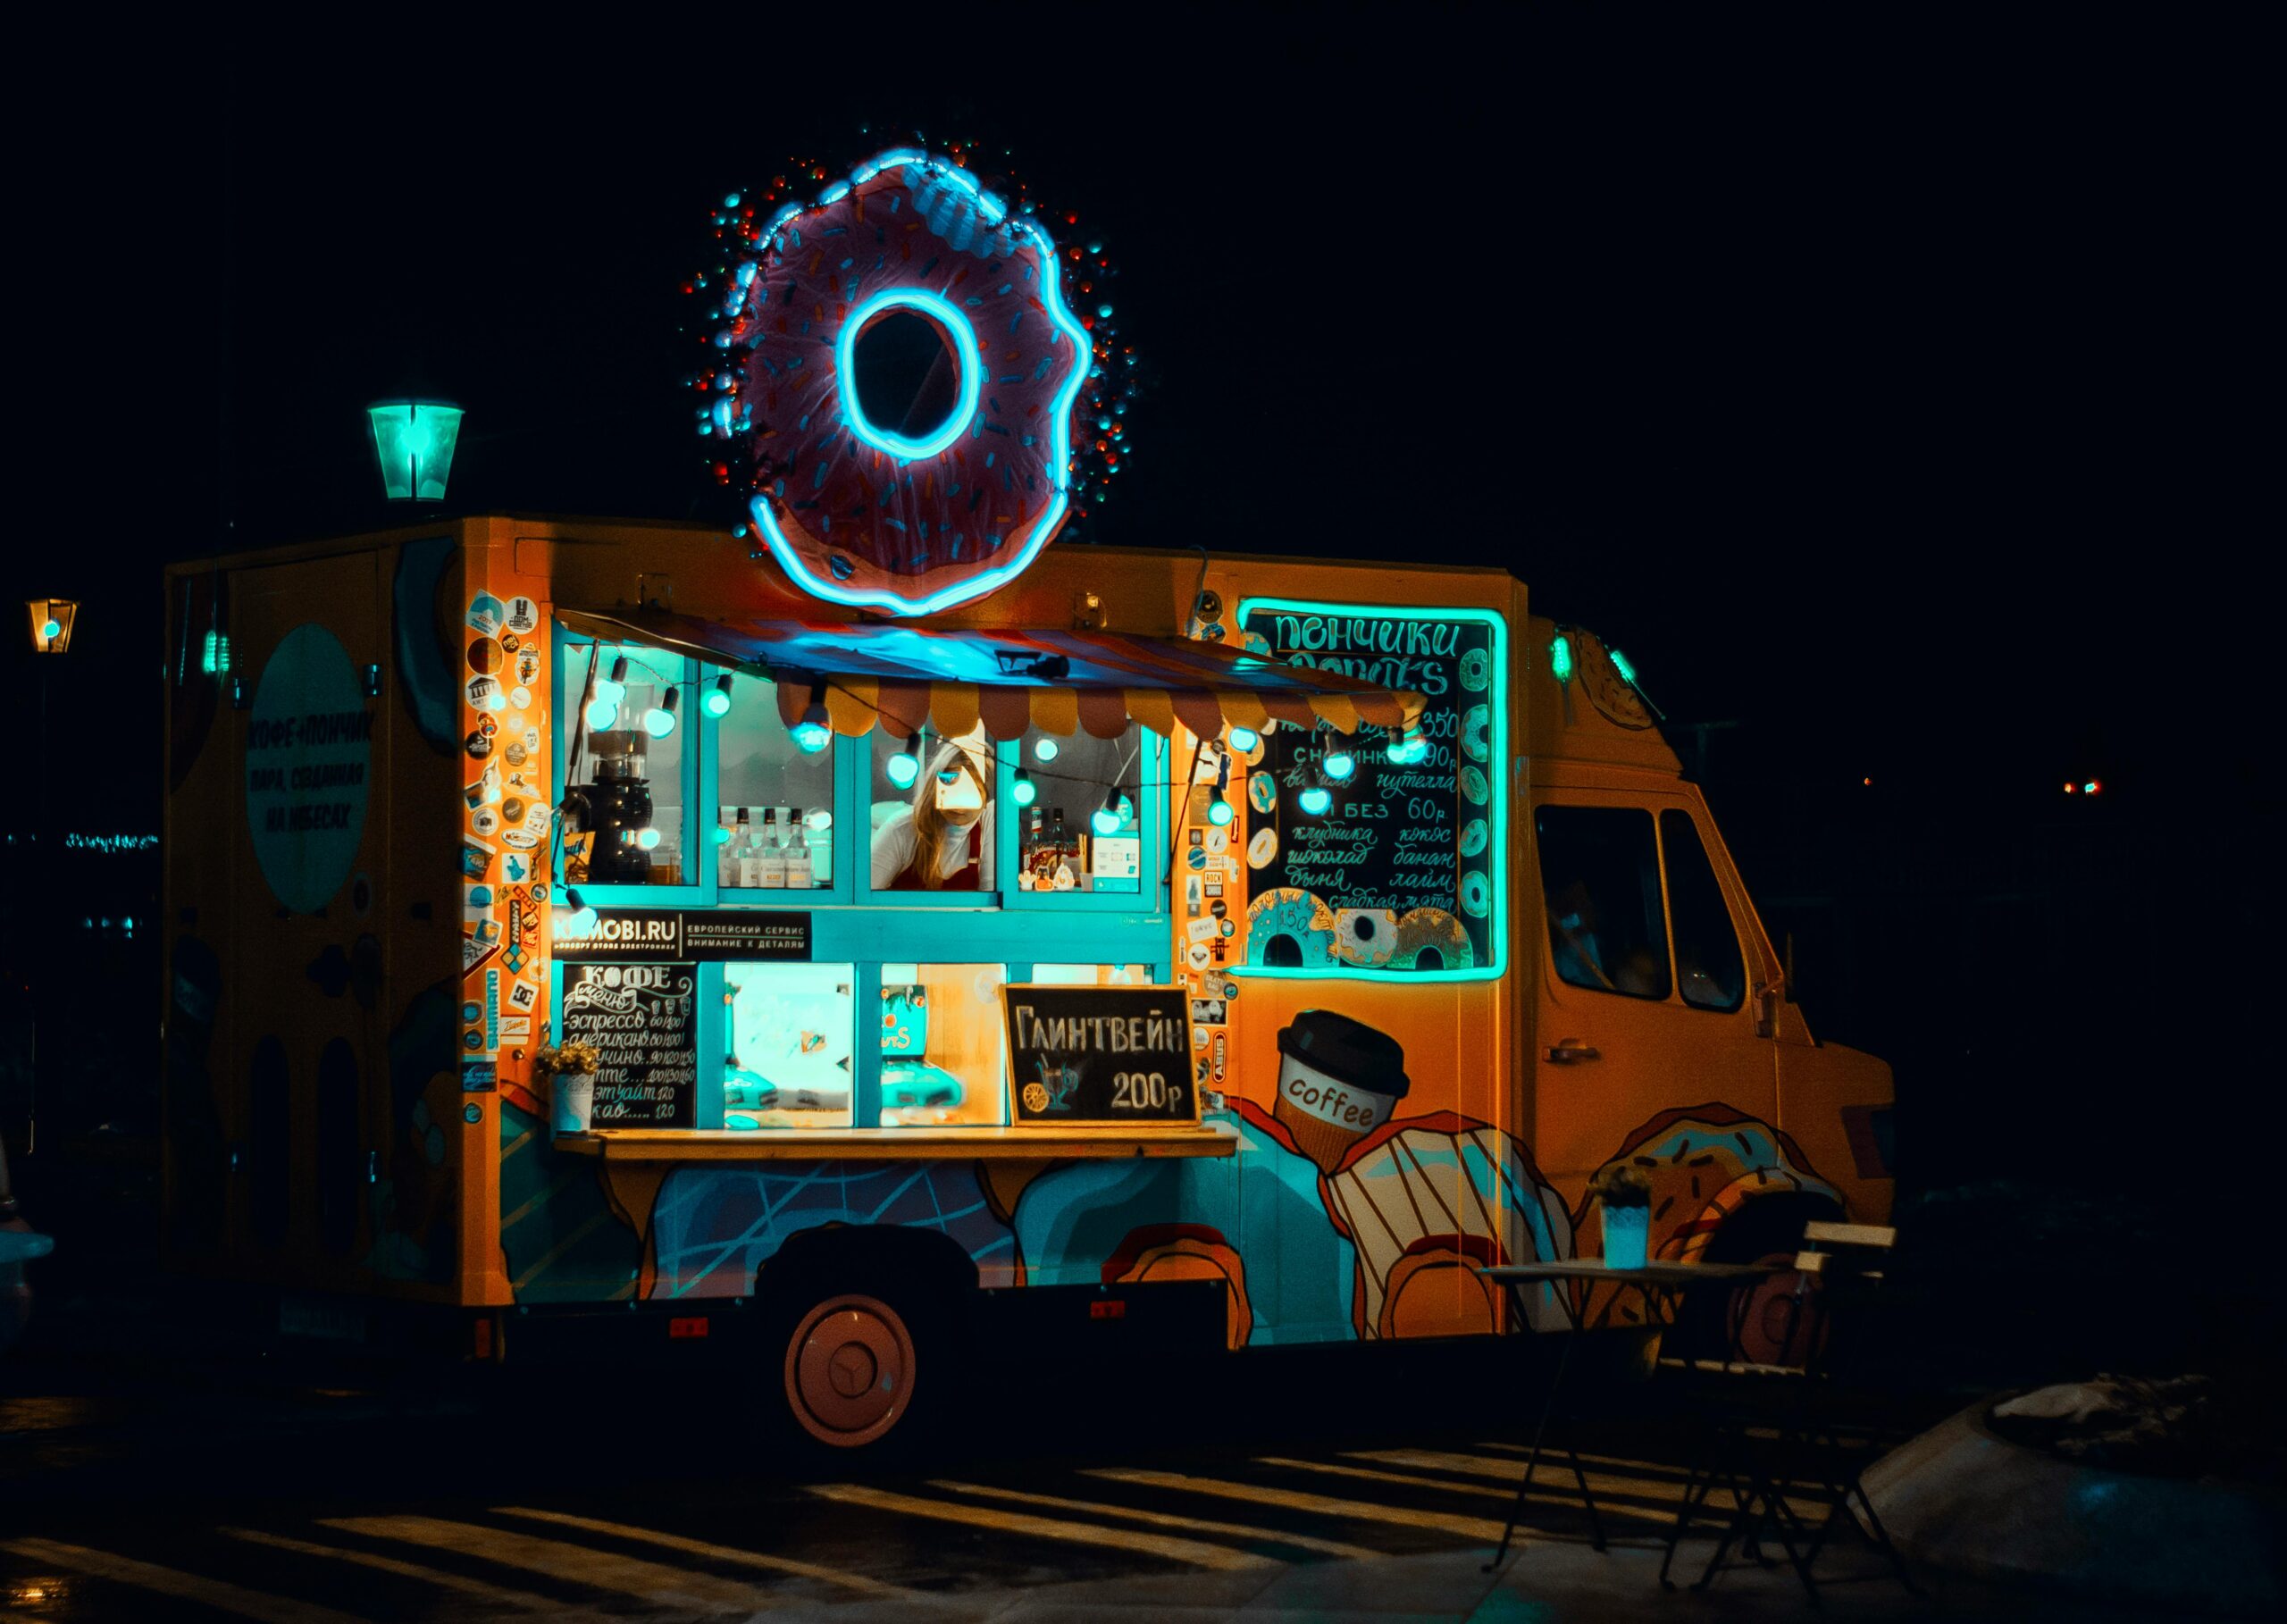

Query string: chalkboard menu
1002 984 1198 1126
1236 601 1504 977
559 962 698 1126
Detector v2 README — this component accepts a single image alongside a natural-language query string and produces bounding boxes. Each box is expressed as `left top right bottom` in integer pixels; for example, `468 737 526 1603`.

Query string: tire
762 1262 967 1461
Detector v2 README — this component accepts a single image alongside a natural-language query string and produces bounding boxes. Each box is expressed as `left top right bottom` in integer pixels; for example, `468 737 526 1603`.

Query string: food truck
161 514 1892 1444
160 151 1890 1452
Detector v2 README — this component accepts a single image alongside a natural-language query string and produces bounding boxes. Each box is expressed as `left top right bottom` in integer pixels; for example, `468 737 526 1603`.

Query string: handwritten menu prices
1003 984 1198 1126
1238 602 1501 975
559 963 697 1127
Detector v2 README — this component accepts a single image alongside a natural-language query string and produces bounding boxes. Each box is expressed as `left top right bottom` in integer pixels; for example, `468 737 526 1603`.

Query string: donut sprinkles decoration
1245 887 1337 968
715 149 1094 615
1389 907 1473 972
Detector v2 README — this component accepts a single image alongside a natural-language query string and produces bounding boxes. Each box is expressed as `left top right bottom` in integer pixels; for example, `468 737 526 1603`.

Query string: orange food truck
160 148 1889 1452
161 514 1893 1449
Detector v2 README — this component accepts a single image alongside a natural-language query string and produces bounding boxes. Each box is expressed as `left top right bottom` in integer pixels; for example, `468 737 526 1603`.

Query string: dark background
4 14 2273 1348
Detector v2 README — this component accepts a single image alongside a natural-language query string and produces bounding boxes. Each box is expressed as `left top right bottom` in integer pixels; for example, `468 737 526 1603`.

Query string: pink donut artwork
719 149 1093 616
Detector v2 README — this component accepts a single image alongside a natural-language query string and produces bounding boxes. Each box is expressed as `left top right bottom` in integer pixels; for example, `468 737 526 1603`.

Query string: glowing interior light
1207 793 1234 827
1549 634 1574 684
1033 735 1060 763
1013 769 1037 808
1091 793 1122 837
1227 725 1260 752
201 631 230 674
1298 785 1333 816
703 674 733 717
711 824 733 846
885 732 924 790
1608 648 1638 685
42 618 61 640
1321 739 1356 782
636 826 661 850
792 691 833 754
642 686 680 738
835 289 984 461
583 697 619 732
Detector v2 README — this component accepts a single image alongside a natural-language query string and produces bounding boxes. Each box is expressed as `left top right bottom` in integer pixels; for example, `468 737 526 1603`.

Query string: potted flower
535 1041 601 1136
1589 1164 1654 1269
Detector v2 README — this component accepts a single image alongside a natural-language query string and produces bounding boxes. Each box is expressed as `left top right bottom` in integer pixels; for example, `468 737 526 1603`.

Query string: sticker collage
457 590 552 1115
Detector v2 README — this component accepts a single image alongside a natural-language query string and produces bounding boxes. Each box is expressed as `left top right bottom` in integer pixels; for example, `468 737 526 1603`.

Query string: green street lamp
366 400 465 501
27 598 76 655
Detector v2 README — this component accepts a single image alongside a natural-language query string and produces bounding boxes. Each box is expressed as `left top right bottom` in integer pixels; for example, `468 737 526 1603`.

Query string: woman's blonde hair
905 740 990 891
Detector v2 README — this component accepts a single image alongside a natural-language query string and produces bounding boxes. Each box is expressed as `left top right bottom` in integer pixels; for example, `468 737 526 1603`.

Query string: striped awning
555 606 1424 741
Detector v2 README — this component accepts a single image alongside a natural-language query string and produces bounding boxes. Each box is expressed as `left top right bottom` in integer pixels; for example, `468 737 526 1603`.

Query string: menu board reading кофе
1237 601 1504 977
558 962 698 1126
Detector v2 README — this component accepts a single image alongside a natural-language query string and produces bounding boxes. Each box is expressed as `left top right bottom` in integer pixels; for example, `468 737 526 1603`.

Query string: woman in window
871 740 993 891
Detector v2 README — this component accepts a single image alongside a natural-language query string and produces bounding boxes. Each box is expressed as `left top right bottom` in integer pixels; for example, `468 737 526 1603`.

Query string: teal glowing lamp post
367 400 465 501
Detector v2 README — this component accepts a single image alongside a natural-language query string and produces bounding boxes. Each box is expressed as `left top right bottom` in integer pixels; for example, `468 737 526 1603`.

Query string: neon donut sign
721 150 1093 616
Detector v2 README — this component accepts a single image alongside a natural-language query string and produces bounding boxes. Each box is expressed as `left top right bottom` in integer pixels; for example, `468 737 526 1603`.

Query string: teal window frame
999 729 1165 914
700 661 856 908
551 629 707 908
1228 598 1511 984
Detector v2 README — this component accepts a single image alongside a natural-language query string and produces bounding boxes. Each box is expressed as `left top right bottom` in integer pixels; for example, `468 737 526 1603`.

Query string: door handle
1545 1040 1600 1063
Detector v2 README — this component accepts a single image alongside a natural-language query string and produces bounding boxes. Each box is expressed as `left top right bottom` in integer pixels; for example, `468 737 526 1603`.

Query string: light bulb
594 656 628 707
636 826 661 850
1207 794 1233 826
805 808 833 832
711 825 733 846
1033 735 1060 763
583 697 620 732
885 732 923 789
642 686 680 738
1322 740 1356 782
1299 785 1332 816
1548 634 1574 685
1091 795 1122 837
703 674 733 717
1228 725 1260 752
1013 769 1037 808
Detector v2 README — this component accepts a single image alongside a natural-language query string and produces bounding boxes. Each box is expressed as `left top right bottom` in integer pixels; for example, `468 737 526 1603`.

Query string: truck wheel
767 1268 965 1457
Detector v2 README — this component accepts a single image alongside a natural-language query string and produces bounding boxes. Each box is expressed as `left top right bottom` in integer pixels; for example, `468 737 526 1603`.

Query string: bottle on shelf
757 808 787 889
784 808 816 889
735 808 764 888
718 806 742 888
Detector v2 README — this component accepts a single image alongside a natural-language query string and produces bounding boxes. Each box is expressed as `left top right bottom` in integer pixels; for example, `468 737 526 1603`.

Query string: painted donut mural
713 149 1095 615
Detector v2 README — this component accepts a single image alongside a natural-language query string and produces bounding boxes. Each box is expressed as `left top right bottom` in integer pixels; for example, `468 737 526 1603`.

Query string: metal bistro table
1475 1259 1784 1569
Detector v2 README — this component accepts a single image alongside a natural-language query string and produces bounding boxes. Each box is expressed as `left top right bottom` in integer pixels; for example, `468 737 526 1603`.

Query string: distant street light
26 598 76 655
366 400 465 500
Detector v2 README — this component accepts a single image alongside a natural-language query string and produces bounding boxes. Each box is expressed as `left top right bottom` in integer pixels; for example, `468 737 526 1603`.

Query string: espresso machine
566 729 656 883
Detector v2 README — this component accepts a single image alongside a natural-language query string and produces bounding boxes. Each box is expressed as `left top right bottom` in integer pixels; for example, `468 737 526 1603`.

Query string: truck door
1529 791 1777 1205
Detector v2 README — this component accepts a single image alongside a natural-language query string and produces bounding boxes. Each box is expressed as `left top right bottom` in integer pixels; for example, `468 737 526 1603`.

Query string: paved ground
0 1344 2208 1624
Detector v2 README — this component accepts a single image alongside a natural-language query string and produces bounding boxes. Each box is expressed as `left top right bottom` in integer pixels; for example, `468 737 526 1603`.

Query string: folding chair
1657 1220 1919 1601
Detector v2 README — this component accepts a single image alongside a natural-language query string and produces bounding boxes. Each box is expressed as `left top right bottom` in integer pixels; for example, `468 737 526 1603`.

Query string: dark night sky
16 13 2271 831
4 12 2274 1183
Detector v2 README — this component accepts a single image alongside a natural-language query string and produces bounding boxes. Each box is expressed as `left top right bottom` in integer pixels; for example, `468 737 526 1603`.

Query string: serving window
722 962 857 1129
712 667 837 896
879 963 1009 1126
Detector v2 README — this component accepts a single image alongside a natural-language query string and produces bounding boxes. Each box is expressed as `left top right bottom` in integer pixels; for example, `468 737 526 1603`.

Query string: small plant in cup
1589 1164 1654 1268
534 1041 600 1078
535 1042 602 1135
